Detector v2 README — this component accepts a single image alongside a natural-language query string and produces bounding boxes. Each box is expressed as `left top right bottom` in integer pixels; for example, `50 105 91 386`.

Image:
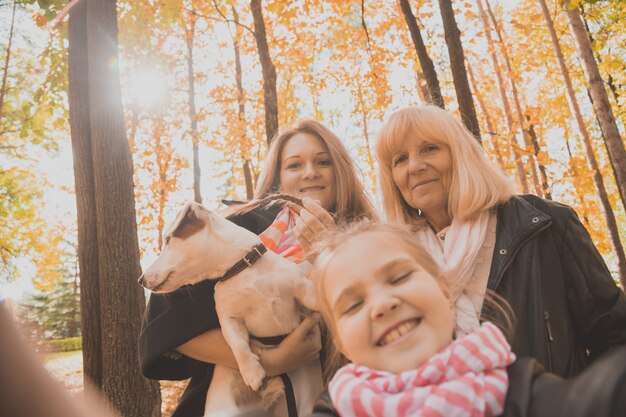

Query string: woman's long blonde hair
376 106 514 224
231 119 377 222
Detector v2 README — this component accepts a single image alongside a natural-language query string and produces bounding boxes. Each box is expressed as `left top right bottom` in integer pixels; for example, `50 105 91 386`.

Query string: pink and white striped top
328 322 515 417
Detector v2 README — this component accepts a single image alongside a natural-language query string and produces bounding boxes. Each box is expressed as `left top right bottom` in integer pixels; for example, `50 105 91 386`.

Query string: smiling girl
312 221 515 417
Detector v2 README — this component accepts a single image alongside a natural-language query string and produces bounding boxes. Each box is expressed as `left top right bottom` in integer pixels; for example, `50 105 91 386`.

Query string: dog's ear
170 202 207 239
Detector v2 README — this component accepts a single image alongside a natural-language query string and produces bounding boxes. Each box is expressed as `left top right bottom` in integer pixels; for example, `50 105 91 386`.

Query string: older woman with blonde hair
139 119 376 417
376 105 626 378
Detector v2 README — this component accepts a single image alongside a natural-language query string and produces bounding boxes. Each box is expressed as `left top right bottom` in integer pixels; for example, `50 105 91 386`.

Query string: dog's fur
139 202 320 417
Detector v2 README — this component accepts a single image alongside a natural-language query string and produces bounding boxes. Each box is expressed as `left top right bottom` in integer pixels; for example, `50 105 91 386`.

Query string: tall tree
67 0 160 415
398 0 444 108
562 1 626 209
467 62 506 170
184 1 202 204
476 0 542 196
250 0 278 144
0 0 17 122
538 0 626 286
437 0 480 139
231 4 254 199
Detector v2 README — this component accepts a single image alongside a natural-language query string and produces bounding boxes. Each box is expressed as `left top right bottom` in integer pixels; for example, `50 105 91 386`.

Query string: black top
138 206 281 417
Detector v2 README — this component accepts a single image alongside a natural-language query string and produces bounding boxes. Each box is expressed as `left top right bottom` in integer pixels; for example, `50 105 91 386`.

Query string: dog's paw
240 358 267 391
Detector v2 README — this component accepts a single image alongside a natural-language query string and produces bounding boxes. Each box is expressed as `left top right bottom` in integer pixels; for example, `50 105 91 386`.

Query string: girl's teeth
380 320 419 346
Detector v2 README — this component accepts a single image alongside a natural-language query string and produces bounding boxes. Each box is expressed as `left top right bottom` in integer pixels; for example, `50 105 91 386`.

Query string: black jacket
138 206 281 417
489 195 626 377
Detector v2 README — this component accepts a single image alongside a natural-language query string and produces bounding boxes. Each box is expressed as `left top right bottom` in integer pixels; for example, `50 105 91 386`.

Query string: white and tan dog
138 202 321 417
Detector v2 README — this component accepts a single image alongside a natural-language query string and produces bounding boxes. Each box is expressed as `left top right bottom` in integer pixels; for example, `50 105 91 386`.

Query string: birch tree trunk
474 0 530 193
476 0 542 196
231 5 254 199
437 0 480 140
0 0 17 122
562 2 626 209
398 0 444 108
185 6 202 204
250 0 278 144
539 0 626 286
467 63 506 171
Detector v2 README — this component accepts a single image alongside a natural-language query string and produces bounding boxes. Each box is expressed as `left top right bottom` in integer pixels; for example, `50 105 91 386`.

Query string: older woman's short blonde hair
255 119 377 222
376 106 514 224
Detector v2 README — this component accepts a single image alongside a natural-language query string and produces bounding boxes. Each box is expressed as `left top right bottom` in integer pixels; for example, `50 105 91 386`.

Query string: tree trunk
68 0 161 415
356 77 377 190
526 116 552 199
437 0 480 140
579 8 624 130
231 5 254 199
68 0 102 390
185 10 202 204
0 0 17 122
467 63 506 171
398 0 444 108
563 3 626 210
539 0 626 287
474 0 529 193
250 0 278 144
476 0 541 196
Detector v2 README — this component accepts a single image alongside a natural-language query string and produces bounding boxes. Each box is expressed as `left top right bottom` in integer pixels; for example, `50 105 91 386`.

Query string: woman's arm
177 315 322 377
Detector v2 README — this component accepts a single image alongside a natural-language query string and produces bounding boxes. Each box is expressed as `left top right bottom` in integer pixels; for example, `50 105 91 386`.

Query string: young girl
312 221 516 417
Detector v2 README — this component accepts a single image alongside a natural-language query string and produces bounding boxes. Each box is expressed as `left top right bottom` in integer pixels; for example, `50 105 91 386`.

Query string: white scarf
415 210 491 337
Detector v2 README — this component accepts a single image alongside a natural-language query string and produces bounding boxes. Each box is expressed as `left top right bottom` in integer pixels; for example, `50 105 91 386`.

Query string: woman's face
322 232 454 373
279 133 336 211
390 136 452 220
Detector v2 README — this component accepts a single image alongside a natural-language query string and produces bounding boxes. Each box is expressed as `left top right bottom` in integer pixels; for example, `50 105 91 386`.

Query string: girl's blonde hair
376 106 514 224
252 119 377 222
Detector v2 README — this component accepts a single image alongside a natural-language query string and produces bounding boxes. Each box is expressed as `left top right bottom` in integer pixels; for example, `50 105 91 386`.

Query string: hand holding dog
262 314 322 377
294 198 335 259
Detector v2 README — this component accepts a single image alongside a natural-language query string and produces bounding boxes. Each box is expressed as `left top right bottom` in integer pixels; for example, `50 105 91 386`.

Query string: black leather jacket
487 195 626 377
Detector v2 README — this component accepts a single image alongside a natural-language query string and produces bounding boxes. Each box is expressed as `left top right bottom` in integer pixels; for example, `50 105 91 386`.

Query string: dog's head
138 201 261 293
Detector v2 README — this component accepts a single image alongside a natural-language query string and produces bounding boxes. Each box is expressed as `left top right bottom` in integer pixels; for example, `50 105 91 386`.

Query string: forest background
0 0 625 416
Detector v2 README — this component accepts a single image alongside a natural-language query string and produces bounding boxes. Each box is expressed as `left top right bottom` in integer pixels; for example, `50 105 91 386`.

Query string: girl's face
279 133 336 211
322 232 454 373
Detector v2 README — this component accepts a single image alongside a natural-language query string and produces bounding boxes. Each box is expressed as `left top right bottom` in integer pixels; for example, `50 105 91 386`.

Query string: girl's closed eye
389 271 412 285
342 298 364 315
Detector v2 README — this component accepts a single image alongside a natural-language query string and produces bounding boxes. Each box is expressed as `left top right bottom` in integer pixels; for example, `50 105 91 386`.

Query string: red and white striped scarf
328 322 515 417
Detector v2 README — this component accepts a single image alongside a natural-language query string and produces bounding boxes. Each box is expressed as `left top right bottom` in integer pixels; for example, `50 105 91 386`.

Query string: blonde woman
139 120 376 417
376 105 626 378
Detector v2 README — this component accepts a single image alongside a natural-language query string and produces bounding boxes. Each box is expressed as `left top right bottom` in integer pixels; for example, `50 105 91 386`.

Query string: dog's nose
137 275 144 285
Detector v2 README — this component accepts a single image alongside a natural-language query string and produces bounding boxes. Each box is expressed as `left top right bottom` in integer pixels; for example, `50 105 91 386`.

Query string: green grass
44 349 82 363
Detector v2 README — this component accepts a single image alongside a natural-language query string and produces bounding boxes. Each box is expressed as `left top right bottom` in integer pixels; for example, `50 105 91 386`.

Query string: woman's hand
294 198 336 258
261 314 322 377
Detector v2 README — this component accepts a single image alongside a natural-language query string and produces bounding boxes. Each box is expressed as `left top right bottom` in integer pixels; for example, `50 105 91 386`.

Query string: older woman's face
390 136 452 219
279 133 336 211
